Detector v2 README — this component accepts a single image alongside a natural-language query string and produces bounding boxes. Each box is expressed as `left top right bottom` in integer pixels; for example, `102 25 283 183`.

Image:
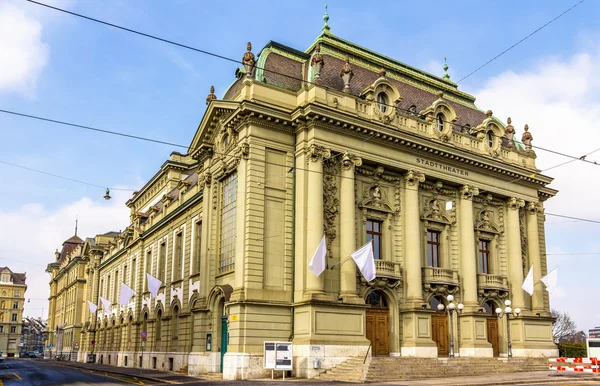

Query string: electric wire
23 1 599 166
456 0 586 83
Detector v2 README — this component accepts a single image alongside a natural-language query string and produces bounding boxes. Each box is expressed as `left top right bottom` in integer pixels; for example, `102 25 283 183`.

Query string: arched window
436 113 445 131
377 92 388 113
156 310 162 341
487 131 494 147
172 306 179 339
429 296 445 310
482 301 497 314
366 291 387 308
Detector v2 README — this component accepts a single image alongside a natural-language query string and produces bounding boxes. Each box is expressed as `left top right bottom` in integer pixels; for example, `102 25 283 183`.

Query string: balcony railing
477 274 508 289
374 260 402 279
422 266 459 284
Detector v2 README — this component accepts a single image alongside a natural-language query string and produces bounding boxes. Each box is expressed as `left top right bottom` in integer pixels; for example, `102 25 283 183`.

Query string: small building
20 317 46 356
0 267 27 357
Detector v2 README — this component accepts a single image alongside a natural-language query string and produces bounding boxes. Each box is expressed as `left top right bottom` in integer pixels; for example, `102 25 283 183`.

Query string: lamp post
437 294 464 358
495 299 521 358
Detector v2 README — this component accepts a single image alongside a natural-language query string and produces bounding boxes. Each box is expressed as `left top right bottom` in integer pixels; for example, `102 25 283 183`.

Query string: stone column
506 197 526 309
459 184 480 310
404 170 426 306
306 144 331 295
526 201 544 312
340 152 362 301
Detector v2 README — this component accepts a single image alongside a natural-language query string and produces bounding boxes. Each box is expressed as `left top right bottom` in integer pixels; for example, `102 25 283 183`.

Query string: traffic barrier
549 358 600 374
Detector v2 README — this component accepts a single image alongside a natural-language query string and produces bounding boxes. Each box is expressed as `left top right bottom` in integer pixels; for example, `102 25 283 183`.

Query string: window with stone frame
155 310 162 341
174 232 183 281
145 250 152 292
193 220 202 274
478 239 491 274
219 173 237 274
366 219 383 260
158 242 166 282
426 230 441 267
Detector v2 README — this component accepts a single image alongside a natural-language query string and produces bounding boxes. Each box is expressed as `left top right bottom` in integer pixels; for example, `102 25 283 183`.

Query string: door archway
482 300 500 357
429 296 449 357
365 291 390 356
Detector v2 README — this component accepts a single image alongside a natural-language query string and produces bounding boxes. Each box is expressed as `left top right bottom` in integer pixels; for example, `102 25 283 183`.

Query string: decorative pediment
359 183 395 213
474 208 501 234
187 102 237 160
421 198 452 224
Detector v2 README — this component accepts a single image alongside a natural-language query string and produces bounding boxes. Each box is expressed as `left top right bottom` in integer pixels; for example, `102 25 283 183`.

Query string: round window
436 113 445 132
486 131 494 147
377 92 388 113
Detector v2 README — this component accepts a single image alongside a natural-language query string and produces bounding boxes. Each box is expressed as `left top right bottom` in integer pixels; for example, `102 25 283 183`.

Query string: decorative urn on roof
311 43 325 82
206 85 217 105
242 42 256 79
340 55 353 93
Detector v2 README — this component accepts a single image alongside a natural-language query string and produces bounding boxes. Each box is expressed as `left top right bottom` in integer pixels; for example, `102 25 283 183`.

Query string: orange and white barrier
549 358 600 374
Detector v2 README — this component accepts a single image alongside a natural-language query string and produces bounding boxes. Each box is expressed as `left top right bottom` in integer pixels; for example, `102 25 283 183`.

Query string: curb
49 360 178 384
372 373 600 386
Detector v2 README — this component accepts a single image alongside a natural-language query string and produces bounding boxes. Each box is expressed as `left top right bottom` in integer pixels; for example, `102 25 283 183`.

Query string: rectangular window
174 232 183 280
12 302 18 309
159 242 166 281
426 231 441 267
14 291 19 297
219 173 237 274
131 258 136 290
0 326 3 333
478 240 490 274
145 250 152 292
123 265 128 290
11 313 17 322
194 221 202 274
114 271 119 303
366 220 383 260
10 326 16 334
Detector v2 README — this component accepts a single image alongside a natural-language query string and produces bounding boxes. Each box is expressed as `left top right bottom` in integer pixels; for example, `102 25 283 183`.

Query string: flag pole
328 255 353 270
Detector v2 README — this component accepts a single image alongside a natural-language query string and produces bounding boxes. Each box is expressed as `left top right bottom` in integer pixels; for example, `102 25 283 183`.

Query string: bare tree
551 309 577 343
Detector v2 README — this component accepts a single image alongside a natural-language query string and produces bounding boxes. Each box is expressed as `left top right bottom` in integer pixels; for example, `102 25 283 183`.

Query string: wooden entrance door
431 314 449 357
487 318 500 357
366 309 389 356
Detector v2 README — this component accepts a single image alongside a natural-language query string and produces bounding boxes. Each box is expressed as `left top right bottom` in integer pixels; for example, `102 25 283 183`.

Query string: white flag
146 273 162 298
87 301 97 314
522 265 534 296
99 296 112 315
308 236 327 277
541 268 558 293
119 282 136 306
351 240 376 282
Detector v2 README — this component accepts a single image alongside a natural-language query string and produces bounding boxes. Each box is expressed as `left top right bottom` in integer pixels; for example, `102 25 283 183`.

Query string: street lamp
437 294 464 358
495 299 521 358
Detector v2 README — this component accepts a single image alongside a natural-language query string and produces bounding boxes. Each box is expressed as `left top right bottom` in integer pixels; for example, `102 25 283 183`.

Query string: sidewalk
48 359 199 384
373 371 600 386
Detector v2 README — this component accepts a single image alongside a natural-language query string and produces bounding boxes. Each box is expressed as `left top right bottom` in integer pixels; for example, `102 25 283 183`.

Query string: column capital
459 184 479 200
404 170 425 186
341 152 362 170
507 197 525 210
307 144 331 162
526 201 544 215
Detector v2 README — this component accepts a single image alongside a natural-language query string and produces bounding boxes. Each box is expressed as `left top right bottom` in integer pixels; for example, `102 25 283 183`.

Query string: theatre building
78 20 557 379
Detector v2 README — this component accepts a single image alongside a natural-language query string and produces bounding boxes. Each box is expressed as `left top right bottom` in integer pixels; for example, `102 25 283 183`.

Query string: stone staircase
314 357 368 382
202 372 224 380
175 365 188 375
365 357 549 382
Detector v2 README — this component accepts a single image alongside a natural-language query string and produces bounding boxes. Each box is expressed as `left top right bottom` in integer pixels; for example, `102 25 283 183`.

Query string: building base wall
510 348 558 357
459 347 494 357
188 352 221 374
400 346 438 358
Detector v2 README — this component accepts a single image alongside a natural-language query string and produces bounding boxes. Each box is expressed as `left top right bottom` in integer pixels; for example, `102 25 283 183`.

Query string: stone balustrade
421 266 459 285
374 260 402 279
476 273 508 290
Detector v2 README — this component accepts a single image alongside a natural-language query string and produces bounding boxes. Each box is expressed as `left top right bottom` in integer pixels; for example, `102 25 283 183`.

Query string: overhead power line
0 160 135 191
23 1 599 168
457 0 586 83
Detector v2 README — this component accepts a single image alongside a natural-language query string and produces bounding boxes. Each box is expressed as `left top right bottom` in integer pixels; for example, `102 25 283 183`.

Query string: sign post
140 331 147 373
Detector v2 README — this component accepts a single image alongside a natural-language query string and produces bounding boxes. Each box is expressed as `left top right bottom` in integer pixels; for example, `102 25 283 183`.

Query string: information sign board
264 342 276 369
275 342 292 370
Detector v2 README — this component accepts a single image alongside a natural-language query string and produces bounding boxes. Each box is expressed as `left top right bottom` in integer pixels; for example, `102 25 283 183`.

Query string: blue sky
1 0 599 333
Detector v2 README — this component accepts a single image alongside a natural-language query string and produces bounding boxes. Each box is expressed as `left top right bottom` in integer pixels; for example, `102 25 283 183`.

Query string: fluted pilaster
506 197 526 309
459 184 479 309
404 170 426 305
340 153 362 300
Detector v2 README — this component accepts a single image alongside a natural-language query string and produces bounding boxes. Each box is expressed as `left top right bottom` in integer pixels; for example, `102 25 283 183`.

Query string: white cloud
469 43 600 334
0 3 49 97
0 191 131 319
470 46 600 219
